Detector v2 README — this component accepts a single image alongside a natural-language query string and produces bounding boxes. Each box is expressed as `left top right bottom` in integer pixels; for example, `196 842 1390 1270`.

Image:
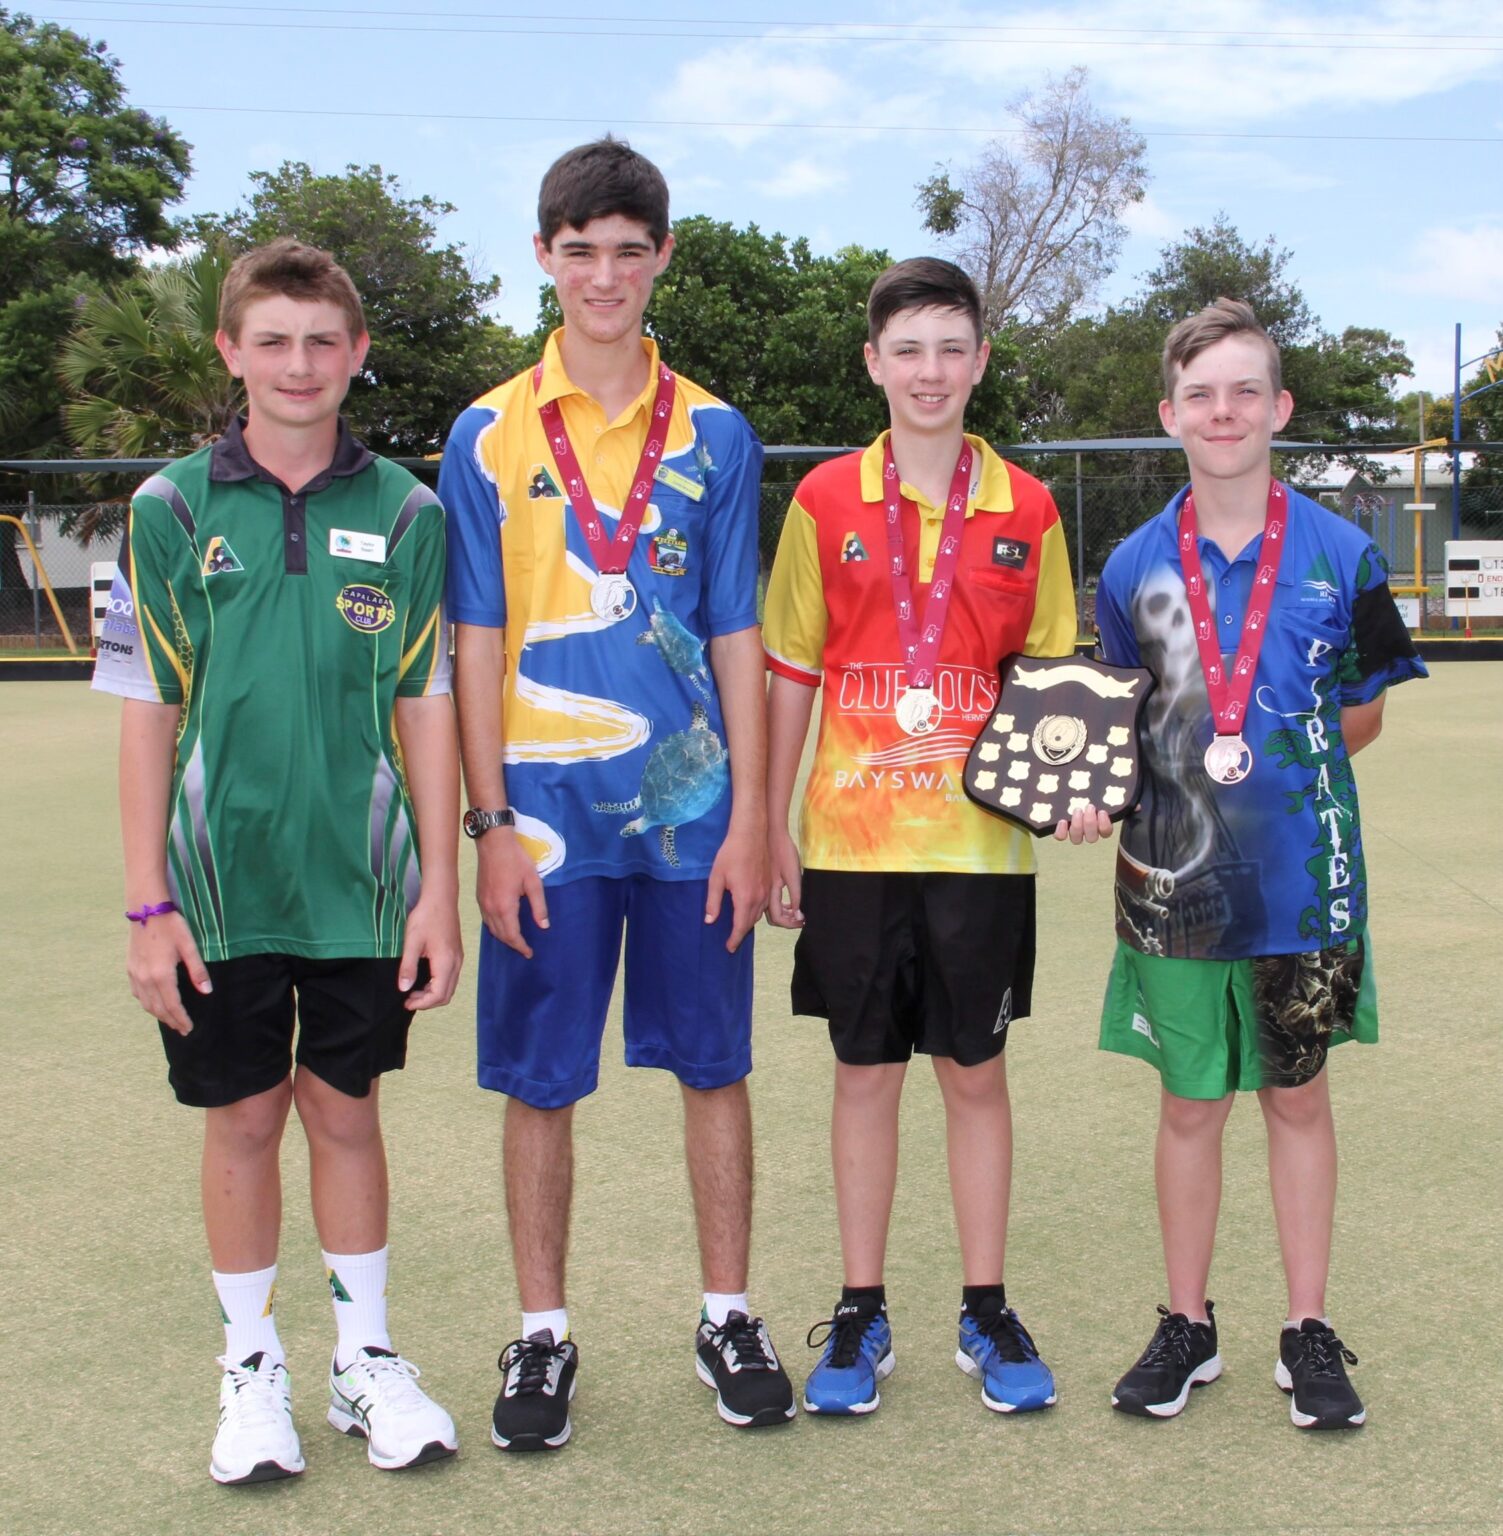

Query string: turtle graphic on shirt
593 701 728 867
637 596 711 700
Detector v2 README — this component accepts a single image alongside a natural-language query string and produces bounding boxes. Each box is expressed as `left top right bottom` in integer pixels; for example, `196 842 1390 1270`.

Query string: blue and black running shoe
956 1295 1056 1413
803 1296 894 1415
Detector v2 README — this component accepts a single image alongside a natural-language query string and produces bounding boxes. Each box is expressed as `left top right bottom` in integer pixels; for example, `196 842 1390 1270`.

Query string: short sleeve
1022 511 1078 659
397 488 453 697
90 488 188 703
439 405 507 630
762 494 826 685
1338 540 1428 705
697 408 762 638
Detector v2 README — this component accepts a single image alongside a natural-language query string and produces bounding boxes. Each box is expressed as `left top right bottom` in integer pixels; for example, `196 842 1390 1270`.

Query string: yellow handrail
1 515 80 654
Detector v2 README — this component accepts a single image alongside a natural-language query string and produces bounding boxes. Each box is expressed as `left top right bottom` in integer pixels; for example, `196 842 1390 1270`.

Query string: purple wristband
126 900 178 925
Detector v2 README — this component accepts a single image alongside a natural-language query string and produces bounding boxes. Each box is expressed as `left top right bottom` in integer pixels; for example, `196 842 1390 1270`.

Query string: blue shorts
475 875 754 1108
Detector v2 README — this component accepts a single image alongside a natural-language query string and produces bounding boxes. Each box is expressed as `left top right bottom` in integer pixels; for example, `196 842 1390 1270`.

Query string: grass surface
2 669 1500 1536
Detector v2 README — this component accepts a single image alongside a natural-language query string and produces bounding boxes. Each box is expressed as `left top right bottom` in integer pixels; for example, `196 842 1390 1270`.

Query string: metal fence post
28 490 41 649
1074 453 1084 636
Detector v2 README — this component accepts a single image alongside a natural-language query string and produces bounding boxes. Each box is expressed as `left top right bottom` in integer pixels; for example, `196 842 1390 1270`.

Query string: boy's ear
1273 389 1294 432
533 232 552 275
1158 397 1178 436
863 339 882 386
215 328 243 379
653 231 675 275
349 331 371 377
972 337 991 382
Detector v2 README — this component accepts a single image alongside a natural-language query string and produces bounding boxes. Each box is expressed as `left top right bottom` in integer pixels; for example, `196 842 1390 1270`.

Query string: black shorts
791 871 1036 1067
160 954 424 1108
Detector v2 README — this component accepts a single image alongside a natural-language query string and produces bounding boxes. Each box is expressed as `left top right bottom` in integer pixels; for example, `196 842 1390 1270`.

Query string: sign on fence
91 562 118 648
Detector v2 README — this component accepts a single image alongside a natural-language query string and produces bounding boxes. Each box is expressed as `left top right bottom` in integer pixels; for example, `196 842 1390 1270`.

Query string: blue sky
39 0 1503 404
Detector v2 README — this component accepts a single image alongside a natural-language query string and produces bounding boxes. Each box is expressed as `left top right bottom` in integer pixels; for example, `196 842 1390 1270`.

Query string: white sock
213 1264 284 1365
521 1308 569 1344
1284 1315 1331 1330
323 1246 392 1369
703 1292 750 1327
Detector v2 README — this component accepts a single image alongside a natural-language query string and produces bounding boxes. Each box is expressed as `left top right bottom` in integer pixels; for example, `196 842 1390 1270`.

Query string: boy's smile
535 215 674 350
864 307 989 439
1159 333 1293 486
216 295 368 435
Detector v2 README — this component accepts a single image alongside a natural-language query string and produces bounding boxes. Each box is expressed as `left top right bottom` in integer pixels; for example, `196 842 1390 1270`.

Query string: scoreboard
1444 541 1503 619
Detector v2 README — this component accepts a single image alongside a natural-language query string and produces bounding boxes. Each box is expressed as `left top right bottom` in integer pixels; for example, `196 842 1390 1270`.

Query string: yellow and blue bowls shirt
441 331 762 885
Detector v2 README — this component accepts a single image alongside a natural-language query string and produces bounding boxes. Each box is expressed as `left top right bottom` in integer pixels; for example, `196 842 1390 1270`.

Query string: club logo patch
841 532 868 563
202 536 244 576
527 465 562 500
992 536 1030 570
335 583 396 633
649 528 688 575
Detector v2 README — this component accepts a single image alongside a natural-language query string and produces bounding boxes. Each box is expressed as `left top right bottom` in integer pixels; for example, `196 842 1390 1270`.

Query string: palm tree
56 242 242 542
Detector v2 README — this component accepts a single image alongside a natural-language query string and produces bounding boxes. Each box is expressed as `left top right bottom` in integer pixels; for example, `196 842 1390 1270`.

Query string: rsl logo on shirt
335 583 396 634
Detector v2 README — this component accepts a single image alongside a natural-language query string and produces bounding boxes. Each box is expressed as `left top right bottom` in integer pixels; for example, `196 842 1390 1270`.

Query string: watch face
464 808 514 837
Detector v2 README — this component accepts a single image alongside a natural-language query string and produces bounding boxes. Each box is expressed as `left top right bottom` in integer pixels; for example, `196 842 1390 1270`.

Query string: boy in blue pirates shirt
1093 299 1425 1430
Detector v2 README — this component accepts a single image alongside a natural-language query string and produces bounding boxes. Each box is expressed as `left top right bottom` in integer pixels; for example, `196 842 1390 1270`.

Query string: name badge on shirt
330 529 387 563
653 463 705 502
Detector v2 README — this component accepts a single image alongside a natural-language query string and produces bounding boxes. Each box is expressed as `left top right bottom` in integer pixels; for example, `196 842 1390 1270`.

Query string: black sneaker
695 1311 796 1427
1112 1303 1223 1418
1276 1320 1365 1429
491 1330 578 1450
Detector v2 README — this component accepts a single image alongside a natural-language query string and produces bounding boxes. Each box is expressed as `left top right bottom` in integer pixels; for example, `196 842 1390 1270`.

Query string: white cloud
1390 220 1503 304
661 44 854 150
753 158 844 198
1122 192 1180 240
908 0 1502 129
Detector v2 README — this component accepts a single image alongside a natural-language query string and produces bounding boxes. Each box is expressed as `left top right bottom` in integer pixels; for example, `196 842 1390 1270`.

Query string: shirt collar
1162 481 1296 583
858 431 1015 516
209 415 374 490
533 327 663 421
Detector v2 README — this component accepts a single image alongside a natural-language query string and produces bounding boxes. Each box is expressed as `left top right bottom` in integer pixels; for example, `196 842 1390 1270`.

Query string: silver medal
895 687 941 736
589 573 637 623
1203 734 1252 785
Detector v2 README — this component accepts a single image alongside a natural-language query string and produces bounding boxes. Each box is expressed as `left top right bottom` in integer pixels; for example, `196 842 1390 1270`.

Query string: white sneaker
328 1346 458 1469
210 1352 305 1485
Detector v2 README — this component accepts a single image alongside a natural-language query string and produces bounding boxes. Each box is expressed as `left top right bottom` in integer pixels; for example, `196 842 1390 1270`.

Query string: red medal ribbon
1178 480 1289 738
534 359 676 575
882 436 973 691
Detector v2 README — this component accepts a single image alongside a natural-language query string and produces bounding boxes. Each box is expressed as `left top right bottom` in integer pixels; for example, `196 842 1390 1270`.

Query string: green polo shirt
93 418 452 961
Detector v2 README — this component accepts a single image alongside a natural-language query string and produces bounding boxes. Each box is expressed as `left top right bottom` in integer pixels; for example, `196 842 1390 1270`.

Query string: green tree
0 10 191 457
54 243 239 542
1018 216 1412 571
195 162 528 454
59 243 239 461
533 216 1023 449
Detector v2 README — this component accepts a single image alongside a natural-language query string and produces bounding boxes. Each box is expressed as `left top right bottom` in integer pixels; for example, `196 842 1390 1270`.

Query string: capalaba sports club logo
335 583 396 634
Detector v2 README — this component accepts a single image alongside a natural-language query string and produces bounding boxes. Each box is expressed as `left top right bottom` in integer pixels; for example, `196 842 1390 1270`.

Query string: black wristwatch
463 806 517 839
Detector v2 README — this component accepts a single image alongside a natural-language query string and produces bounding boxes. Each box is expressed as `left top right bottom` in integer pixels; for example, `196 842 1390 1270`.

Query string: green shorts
1099 935 1378 1099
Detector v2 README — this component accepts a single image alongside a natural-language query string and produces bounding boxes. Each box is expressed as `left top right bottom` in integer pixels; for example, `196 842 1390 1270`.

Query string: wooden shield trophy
963 655 1155 836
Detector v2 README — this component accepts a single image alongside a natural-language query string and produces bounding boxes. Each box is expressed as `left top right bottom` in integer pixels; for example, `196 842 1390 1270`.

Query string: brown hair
1161 297 1281 397
537 137 670 249
867 257 984 346
217 238 365 342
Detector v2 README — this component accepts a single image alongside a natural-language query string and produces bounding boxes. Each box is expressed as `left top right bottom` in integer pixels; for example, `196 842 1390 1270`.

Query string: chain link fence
0 499 99 650
6 444 1501 650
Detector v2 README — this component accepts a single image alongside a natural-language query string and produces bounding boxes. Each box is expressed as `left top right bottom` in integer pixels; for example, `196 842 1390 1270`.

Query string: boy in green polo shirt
93 240 462 1483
